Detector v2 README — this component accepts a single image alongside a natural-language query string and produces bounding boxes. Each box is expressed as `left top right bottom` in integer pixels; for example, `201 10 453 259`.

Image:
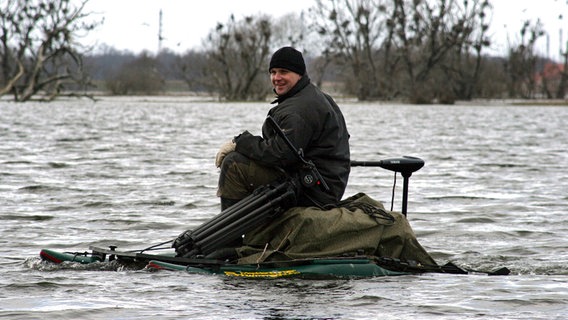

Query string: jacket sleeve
234 113 314 168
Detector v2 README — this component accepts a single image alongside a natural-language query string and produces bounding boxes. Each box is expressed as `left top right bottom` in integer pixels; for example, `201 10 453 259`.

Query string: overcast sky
82 0 568 61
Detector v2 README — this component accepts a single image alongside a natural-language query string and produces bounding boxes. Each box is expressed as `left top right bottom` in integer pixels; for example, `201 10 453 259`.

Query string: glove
215 139 236 168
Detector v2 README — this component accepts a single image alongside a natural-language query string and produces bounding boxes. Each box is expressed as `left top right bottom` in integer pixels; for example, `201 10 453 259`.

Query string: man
216 46 350 210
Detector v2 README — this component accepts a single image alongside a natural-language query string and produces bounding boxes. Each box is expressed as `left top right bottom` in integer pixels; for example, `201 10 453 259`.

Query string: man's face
270 68 302 96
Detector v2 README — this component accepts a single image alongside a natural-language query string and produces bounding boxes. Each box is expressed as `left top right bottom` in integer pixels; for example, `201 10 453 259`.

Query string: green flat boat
39 246 509 278
39 247 409 278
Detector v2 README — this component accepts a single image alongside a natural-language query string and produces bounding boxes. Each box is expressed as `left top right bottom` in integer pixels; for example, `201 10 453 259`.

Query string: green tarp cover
237 193 437 266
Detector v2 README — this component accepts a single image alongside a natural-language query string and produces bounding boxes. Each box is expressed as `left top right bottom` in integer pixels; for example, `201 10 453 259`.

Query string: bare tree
384 0 492 103
105 51 165 95
439 0 492 102
475 56 508 98
175 50 210 93
504 20 545 98
0 0 99 101
309 0 387 100
199 14 273 101
555 43 568 99
308 0 492 103
176 13 320 99
271 12 308 50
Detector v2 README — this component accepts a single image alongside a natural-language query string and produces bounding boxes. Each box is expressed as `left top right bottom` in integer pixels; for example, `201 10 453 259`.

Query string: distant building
535 62 567 98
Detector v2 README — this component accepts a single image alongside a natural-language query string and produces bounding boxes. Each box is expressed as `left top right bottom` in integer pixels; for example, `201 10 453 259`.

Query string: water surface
1 97 567 319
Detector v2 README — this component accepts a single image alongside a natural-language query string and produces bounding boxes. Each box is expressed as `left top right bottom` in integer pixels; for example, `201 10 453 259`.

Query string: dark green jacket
234 75 350 207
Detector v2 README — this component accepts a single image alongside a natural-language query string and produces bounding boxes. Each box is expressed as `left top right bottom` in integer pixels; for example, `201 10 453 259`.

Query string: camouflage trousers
217 152 285 200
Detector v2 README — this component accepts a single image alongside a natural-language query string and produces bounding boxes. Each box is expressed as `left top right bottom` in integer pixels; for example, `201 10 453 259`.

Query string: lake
1 96 567 319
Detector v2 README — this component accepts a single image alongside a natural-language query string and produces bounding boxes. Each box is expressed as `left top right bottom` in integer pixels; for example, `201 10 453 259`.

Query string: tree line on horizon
1 0 567 103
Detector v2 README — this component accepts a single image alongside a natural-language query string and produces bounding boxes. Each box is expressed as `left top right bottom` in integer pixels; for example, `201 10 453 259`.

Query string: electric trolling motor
351 156 424 216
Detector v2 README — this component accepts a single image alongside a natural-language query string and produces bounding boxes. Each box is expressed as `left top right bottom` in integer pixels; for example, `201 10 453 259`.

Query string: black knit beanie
269 47 306 75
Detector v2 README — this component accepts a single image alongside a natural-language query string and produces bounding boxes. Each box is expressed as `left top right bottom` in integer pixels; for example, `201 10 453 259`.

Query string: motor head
378 156 424 177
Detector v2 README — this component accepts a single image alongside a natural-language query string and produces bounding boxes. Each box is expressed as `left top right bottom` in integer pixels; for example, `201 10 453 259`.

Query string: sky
82 0 313 53
81 0 568 61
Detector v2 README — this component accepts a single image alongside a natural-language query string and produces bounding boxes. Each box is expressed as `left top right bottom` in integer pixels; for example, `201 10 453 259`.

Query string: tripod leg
174 179 298 258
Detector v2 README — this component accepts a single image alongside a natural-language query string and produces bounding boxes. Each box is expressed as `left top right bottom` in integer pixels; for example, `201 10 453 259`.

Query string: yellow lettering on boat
224 269 301 278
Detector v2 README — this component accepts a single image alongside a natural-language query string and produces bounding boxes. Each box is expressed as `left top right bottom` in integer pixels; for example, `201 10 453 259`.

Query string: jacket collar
271 75 310 104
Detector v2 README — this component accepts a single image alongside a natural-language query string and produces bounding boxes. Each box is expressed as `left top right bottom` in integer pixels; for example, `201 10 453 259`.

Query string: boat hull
146 258 407 279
